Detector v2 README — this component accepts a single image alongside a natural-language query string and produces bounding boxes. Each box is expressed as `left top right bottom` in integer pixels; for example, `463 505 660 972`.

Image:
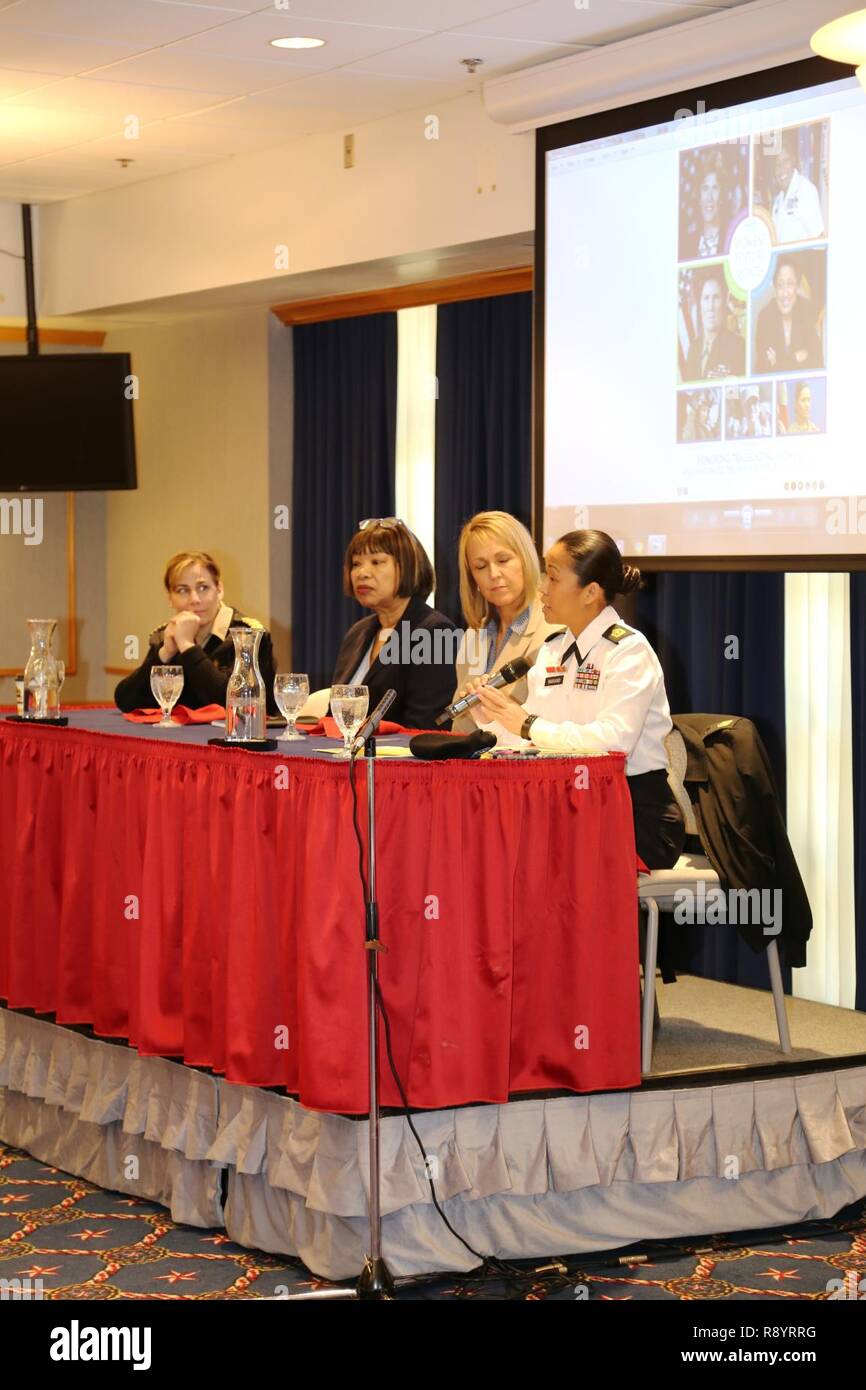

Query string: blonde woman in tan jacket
450 511 560 734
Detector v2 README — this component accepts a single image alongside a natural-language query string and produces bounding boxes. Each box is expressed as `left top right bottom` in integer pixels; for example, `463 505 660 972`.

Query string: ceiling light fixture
270 36 326 50
461 58 484 75
811 7 866 90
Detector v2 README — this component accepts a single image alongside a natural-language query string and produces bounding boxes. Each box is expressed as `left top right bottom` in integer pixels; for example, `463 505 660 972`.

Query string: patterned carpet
1 1140 865 1300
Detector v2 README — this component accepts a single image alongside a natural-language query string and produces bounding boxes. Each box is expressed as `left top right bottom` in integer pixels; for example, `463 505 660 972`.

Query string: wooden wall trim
272 266 533 325
0 492 78 678
0 327 106 346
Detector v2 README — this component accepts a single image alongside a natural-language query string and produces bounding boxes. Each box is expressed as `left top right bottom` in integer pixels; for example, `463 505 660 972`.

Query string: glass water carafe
225 627 266 741
23 618 60 719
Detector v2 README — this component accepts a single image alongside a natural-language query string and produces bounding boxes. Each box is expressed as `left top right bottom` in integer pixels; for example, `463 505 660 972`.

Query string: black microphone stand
283 710 395 1302
355 732 396 1299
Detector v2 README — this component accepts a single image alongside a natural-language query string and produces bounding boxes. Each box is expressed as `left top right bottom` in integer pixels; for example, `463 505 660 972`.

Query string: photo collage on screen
676 119 829 458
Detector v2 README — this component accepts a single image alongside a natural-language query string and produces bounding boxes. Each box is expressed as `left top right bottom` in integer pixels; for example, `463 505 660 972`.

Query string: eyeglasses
358 517 405 531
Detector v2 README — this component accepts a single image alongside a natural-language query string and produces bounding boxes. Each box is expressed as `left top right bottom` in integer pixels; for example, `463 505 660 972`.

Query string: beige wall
0 200 26 317
0 339 107 706
38 94 532 316
0 491 106 707
103 306 281 682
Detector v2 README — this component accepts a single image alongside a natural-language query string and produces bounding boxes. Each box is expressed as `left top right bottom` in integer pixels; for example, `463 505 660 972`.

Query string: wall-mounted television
0 352 137 492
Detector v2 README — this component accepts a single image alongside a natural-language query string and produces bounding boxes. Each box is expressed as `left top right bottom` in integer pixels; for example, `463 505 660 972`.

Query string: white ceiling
0 0 753 203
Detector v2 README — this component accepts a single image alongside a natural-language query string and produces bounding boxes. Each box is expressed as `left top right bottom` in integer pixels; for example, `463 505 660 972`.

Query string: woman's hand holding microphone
456 673 526 735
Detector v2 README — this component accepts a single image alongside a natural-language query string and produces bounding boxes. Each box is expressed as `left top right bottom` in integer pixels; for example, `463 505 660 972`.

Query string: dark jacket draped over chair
673 713 812 967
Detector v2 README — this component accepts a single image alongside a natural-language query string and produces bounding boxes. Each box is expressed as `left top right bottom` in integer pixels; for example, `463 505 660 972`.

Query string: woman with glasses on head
332 519 459 730
113 550 278 713
450 510 561 735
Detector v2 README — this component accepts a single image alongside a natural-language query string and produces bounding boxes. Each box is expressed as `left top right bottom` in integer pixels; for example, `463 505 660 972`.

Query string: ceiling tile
0 103 122 145
0 67 64 98
148 0 259 9
85 49 312 95
14 146 224 175
448 0 722 46
224 68 463 118
285 1 536 25
0 178 97 200
0 144 226 200
0 0 245 44
83 120 293 157
0 0 764 203
2 76 233 120
0 31 142 75
0 138 61 165
347 29 585 82
176 11 430 65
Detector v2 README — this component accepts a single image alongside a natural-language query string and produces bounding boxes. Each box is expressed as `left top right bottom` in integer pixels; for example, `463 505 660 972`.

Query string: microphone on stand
350 688 397 754
434 656 530 726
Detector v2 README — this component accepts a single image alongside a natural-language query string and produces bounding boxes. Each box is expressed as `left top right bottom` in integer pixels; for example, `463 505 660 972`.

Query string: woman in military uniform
113 550 278 714
472 529 684 870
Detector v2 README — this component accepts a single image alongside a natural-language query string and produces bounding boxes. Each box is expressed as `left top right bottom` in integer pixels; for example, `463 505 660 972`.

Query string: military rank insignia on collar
603 624 633 644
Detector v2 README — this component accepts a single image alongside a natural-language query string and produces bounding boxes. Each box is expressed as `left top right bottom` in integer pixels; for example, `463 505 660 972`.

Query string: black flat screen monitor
0 352 137 492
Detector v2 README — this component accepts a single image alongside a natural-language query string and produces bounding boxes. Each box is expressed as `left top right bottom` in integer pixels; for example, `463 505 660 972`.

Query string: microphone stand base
357 1256 396 1300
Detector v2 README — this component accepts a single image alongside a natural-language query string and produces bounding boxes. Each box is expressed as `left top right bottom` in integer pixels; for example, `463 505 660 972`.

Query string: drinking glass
274 673 309 741
330 684 369 759
150 665 184 727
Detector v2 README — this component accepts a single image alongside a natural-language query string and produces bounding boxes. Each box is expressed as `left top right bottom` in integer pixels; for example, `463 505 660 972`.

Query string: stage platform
649 973 866 1078
2 987 865 1280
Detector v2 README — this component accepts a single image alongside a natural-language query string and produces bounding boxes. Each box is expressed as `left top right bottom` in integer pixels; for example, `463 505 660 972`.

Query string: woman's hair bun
619 563 642 594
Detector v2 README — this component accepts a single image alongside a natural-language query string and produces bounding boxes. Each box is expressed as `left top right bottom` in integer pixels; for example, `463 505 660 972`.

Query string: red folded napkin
122 704 226 725
300 716 418 738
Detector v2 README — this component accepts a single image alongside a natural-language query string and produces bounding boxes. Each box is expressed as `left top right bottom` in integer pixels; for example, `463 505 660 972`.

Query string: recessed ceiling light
270 36 326 50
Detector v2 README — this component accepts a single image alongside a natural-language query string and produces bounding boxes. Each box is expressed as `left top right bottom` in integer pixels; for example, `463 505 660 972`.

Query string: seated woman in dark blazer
114 549 277 713
755 258 824 374
332 519 458 730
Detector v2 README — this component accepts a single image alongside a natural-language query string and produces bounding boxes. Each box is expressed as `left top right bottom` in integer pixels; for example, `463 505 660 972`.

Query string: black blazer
673 713 812 967
114 608 278 714
754 297 823 374
332 595 459 730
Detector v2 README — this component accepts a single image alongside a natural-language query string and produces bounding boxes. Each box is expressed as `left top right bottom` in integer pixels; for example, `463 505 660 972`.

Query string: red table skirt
0 722 640 1112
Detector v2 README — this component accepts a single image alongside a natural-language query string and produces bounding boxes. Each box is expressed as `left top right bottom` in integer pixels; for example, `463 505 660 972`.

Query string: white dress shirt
772 168 824 244
491 605 673 775
348 640 374 685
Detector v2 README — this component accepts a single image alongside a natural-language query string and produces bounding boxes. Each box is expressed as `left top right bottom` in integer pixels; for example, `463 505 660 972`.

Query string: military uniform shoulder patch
546 629 567 643
235 613 264 630
602 623 634 644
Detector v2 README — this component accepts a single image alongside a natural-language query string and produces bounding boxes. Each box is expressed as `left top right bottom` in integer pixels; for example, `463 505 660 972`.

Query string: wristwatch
520 713 538 742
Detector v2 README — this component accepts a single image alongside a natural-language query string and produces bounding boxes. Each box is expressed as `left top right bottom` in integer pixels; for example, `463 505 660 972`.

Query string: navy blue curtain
433 292 532 622
291 314 397 689
636 571 789 989
852 574 866 1011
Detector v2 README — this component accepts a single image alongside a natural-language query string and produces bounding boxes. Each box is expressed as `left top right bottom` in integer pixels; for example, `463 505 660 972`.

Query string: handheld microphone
410 729 497 760
350 688 397 753
435 656 530 726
